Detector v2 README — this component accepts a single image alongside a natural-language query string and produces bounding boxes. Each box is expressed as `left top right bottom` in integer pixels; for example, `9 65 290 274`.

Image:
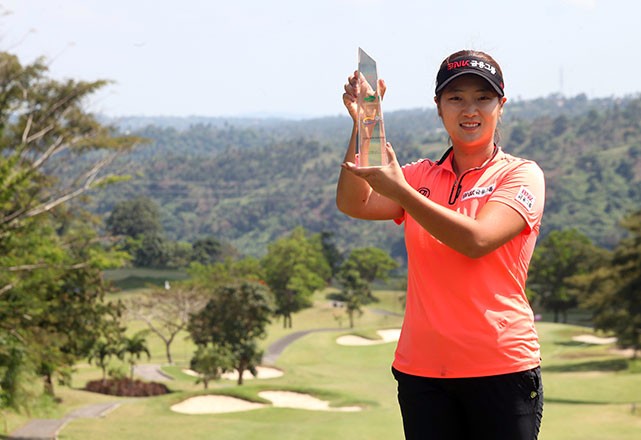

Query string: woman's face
436 74 506 150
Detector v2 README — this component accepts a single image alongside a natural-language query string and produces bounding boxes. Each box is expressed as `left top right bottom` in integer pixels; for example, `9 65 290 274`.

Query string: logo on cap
448 59 497 76
436 55 504 96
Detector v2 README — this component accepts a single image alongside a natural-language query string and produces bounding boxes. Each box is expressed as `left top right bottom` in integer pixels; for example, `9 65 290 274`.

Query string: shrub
85 378 170 397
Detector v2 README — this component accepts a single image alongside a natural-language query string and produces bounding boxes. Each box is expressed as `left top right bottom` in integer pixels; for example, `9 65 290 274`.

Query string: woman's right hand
342 71 386 123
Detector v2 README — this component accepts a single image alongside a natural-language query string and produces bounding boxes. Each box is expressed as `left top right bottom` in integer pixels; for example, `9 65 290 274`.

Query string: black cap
435 55 504 97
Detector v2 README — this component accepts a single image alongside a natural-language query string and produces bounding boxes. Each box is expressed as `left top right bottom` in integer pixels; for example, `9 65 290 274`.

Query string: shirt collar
437 145 503 174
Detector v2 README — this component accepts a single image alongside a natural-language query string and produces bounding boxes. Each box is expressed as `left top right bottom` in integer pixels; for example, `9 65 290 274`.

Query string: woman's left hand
341 142 408 202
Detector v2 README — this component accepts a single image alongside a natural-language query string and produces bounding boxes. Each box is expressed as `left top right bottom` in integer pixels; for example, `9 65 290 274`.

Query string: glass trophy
356 48 387 167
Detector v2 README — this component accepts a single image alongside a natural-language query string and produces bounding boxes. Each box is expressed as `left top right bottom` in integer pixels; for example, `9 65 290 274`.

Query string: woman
336 50 545 440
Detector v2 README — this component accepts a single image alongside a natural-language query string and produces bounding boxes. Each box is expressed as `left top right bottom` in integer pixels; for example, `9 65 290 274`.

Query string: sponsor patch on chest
515 186 536 211
460 184 495 201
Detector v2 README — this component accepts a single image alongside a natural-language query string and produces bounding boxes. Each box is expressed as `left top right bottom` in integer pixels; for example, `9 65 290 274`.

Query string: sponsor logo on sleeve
460 184 495 202
515 186 535 212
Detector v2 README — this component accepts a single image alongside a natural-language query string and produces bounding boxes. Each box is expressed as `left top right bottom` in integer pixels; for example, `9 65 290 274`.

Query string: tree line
86 92 641 259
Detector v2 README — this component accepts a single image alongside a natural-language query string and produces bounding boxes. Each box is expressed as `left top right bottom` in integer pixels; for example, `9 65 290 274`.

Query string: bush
85 378 170 397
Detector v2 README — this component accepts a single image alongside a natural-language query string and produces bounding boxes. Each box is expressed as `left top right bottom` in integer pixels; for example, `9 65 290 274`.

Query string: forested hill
96 94 641 258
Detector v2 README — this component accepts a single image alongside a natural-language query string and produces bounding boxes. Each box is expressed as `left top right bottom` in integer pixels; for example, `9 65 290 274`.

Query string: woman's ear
434 96 442 118
499 96 507 116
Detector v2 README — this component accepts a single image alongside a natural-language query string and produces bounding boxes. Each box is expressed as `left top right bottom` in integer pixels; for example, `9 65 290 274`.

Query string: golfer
336 50 545 440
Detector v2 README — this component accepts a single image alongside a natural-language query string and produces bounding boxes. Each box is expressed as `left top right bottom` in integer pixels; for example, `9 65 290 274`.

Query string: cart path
133 363 174 382
262 327 346 366
8 402 121 440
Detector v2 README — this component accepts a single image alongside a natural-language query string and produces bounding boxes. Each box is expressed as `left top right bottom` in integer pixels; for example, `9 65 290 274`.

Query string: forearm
394 189 523 258
336 124 374 216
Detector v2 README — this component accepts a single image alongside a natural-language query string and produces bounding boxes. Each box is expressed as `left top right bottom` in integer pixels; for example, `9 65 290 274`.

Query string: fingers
343 71 388 123
344 70 359 99
343 71 359 120
342 92 355 107
385 142 396 162
341 161 357 171
378 79 387 100
345 72 387 100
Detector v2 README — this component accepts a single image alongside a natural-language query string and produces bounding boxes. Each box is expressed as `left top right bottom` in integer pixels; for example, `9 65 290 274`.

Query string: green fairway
104 268 189 290
12 287 641 440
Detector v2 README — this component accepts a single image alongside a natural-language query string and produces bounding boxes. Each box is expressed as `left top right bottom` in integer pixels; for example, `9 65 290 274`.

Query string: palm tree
119 331 151 380
88 339 120 383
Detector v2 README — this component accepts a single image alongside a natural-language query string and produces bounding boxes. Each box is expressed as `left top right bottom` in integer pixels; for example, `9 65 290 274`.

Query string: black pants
392 366 543 440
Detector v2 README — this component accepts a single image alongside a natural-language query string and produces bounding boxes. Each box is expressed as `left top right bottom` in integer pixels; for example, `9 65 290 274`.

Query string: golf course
5 283 637 440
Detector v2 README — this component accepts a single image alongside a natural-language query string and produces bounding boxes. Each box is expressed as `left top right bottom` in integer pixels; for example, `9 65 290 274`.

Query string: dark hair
434 50 504 102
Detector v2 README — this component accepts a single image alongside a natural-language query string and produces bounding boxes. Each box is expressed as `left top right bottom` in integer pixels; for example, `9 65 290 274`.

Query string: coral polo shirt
393 147 545 378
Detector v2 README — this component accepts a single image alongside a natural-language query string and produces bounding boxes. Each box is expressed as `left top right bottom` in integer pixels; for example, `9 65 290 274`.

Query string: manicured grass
538 323 641 440
9 283 641 439
59 333 404 440
58 318 641 440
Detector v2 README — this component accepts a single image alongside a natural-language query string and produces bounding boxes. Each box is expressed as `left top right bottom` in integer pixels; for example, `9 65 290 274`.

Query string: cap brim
435 71 504 97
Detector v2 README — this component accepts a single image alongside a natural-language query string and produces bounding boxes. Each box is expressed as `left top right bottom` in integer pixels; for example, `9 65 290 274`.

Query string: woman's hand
337 72 399 222
341 142 407 202
342 71 386 123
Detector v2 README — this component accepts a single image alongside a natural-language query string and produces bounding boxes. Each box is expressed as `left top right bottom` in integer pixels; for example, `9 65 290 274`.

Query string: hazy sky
0 0 637 119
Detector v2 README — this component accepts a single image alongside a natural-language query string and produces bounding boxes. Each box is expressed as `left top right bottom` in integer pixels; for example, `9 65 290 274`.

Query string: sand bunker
258 391 361 412
170 391 362 414
336 328 401 346
572 334 617 345
170 395 266 414
182 366 284 380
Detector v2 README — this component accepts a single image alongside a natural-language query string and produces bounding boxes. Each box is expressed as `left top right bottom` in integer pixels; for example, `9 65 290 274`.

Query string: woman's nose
462 101 478 116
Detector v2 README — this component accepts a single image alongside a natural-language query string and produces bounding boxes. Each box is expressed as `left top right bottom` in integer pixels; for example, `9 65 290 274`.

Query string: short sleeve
488 161 545 232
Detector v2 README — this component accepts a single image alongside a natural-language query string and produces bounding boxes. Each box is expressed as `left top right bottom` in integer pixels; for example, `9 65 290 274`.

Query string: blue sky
0 0 637 118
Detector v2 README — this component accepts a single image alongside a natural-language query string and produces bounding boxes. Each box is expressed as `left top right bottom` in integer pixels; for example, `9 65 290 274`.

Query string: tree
187 256 264 288
0 51 139 406
190 344 234 389
128 285 207 364
528 229 605 322
580 211 641 357
341 247 398 300
319 231 344 280
0 345 29 412
133 231 170 268
1 215 128 398
188 282 273 385
105 196 162 239
191 236 223 265
337 268 369 328
105 197 171 267
335 247 398 328
165 240 193 269
88 339 121 383
119 332 151 380
262 227 330 328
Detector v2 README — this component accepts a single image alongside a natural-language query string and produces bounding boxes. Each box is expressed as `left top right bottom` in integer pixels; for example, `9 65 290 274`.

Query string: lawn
7 280 641 440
